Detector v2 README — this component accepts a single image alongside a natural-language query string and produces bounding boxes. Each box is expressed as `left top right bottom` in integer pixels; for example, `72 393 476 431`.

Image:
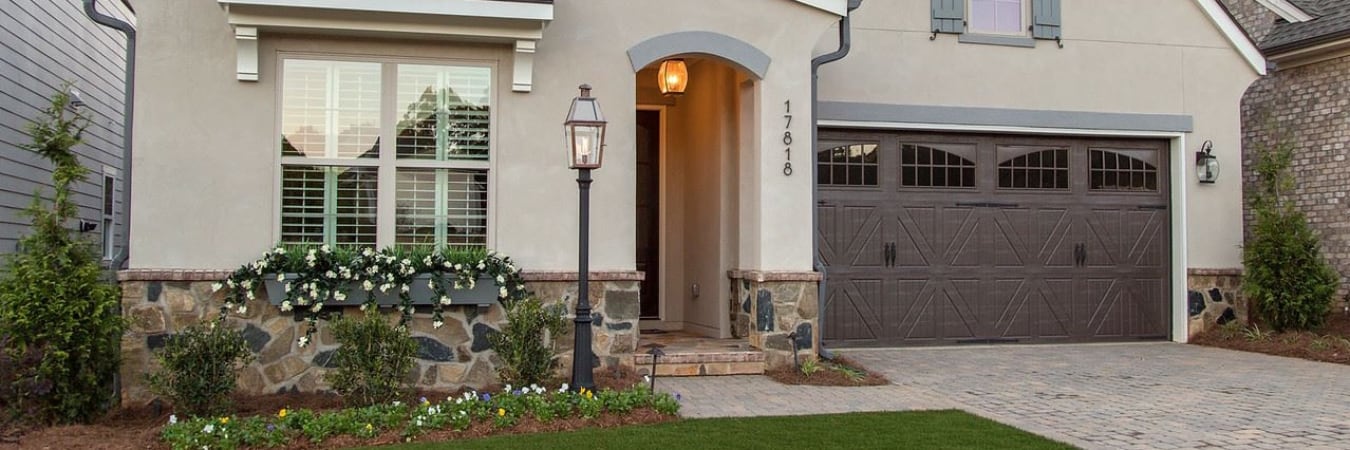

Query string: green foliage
146 322 256 417
831 363 866 382
1243 135 1341 331
799 358 822 377
326 313 418 407
161 384 680 449
0 334 50 427
1242 324 1271 342
0 88 125 424
487 297 568 386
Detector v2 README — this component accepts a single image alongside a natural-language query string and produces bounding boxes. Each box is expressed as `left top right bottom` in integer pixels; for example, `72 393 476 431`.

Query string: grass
363 410 1075 450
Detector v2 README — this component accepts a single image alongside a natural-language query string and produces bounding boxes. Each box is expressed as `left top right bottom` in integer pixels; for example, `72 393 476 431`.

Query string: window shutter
1031 0 1062 40
931 0 964 34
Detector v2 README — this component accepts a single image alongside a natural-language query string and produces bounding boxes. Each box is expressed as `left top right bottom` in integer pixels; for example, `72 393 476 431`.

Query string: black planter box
263 274 500 307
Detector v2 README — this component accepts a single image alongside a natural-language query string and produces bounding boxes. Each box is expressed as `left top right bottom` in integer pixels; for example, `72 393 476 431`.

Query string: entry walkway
655 343 1350 450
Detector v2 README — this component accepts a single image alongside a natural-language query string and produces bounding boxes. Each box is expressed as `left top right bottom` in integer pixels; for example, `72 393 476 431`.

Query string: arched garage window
997 146 1069 190
818 143 879 186
900 143 976 188
1090 148 1159 192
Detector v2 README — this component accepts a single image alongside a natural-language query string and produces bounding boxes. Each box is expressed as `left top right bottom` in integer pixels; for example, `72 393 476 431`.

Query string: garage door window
900 143 976 188
997 146 1068 190
1090 148 1159 192
818 143 879 187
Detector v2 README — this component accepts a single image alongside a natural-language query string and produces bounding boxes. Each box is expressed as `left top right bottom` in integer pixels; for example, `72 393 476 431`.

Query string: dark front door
818 131 1171 347
636 109 661 319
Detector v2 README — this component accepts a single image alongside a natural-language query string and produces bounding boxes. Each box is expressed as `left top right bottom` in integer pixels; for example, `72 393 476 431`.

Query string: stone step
633 351 766 376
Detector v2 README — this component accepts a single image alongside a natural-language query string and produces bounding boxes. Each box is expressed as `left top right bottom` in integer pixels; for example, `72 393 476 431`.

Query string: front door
636 109 661 319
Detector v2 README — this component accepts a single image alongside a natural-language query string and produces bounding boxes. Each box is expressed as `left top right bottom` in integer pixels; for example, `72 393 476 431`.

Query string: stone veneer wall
1240 54 1350 300
1187 269 1246 338
728 271 819 368
118 270 640 405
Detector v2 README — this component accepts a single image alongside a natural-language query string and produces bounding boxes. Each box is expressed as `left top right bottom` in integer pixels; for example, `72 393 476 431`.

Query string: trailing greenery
161 383 680 450
213 245 527 347
0 88 125 424
487 297 568 386
146 322 256 417
1243 136 1340 331
326 313 419 407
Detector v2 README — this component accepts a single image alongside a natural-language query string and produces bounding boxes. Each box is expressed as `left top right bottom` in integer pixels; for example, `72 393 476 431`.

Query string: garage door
817 131 1171 347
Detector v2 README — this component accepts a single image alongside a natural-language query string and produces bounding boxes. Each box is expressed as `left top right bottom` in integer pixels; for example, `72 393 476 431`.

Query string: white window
279 58 492 249
969 0 1025 35
101 168 116 260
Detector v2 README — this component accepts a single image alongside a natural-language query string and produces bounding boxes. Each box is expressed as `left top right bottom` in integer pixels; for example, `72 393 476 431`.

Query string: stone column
1187 268 1245 338
728 270 820 368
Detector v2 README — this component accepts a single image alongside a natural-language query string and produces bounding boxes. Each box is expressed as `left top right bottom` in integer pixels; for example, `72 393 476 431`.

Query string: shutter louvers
1032 0 1062 40
931 0 965 34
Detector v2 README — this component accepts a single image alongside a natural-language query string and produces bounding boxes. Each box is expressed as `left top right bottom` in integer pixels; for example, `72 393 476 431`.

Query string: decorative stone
1209 288 1224 303
456 345 473 363
146 333 172 351
148 281 163 303
259 327 295 365
605 320 633 331
415 337 455 362
295 371 320 392
263 356 309 384
437 363 468 384
1218 307 1238 325
241 324 271 353
464 359 494 386
797 295 818 320
742 297 751 314
164 285 196 314
756 289 775 332
591 312 604 328
471 323 497 353
1188 291 1206 317
609 332 636 355
123 281 147 303
421 366 438 385
312 350 338 368
794 322 813 349
763 333 792 351
604 290 640 320
129 306 166 333
236 367 265 395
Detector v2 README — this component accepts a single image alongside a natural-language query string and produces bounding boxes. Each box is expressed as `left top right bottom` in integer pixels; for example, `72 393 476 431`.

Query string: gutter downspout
810 0 861 360
84 0 135 272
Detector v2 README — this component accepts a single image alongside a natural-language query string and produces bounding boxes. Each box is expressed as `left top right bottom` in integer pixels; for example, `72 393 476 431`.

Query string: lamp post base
570 168 596 392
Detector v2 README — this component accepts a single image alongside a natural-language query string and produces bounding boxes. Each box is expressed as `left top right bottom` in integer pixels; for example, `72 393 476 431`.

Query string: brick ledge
1188 268 1243 277
519 271 645 282
727 270 822 282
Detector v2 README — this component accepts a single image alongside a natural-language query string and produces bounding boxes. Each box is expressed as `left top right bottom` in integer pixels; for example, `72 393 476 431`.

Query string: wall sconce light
1196 140 1219 184
657 59 688 97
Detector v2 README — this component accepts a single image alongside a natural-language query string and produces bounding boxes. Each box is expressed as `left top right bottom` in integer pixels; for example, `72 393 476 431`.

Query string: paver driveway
655 343 1350 450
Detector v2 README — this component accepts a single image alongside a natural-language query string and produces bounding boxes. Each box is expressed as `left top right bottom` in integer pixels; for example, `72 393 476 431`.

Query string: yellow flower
365 423 373 431
497 408 505 417
277 408 287 419
585 390 593 400
219 417 230 425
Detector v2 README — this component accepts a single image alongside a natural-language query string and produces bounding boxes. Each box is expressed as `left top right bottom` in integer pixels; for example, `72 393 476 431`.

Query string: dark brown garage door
817 131 1171 347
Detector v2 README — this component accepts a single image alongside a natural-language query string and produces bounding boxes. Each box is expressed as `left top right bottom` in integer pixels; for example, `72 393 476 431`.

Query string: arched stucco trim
627 31 772 79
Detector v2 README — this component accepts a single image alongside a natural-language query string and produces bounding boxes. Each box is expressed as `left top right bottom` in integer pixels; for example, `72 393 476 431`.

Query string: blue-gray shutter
1031 0 1062 40
931 0 965 34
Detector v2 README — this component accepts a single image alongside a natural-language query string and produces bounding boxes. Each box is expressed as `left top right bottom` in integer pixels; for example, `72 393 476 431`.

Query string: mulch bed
0 365 665 450
1191 312 1350 365
765 356 890 387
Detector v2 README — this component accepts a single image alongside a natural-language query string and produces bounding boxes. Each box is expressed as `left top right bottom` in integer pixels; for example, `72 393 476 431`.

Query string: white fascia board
1196 0 1268 75
218 0 552 21
792 0 848 16
1254 0 1314 23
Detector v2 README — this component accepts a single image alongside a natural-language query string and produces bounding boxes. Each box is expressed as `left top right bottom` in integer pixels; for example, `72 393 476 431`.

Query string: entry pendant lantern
657 59 689 97
565 84 607 169
1196 140 1219 184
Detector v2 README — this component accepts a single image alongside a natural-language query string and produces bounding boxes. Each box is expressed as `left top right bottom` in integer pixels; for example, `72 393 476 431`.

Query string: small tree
0 88 125 423
1243 135 1340 331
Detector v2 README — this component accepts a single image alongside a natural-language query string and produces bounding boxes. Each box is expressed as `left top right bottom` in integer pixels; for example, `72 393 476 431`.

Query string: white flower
644 375 651 384
276 274 285 282
258 260 268 269
245 291 255 300
275 247 286 255
363 280 374 291
505 384 513 393
241 280 253 289
284 283 292 293
402 258 412 266
401 284 410 293
443 261 452 268
432 320 444 329
499 287 509 298
477 262 486 270
203 423 214 434
168 414 178 425
325 271 336 279
363 248 374 257
360 304 369 312
211 282 223 292
335 292 347 301
439 296 452 306
496 275 505 284
280 301 293 312
454 264 463 271
298 335 310 347
237 305 248 315
427 279 436 289
320 244 331 253
423 256 433 266
560 383 569 392
227 279 237 288
380 283 392 293
310 303 322 313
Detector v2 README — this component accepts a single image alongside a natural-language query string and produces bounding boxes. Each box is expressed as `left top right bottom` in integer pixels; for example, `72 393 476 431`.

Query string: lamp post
564 84 607 392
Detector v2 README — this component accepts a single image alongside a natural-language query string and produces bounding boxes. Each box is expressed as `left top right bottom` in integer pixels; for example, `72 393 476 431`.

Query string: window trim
966 0 1029 36
273 52 499 249
100 166 118 261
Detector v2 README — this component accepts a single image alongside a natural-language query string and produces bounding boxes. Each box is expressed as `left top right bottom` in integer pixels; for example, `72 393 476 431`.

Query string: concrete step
633 350 765 376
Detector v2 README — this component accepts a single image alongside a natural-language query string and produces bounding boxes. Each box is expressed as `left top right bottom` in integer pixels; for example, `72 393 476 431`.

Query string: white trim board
817 119 1192 343
792 0 848 16
218 0 553 21
1196 0 1268 75
1253 0 1314 23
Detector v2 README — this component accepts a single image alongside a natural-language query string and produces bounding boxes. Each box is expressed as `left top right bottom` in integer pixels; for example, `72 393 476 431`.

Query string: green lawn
367 410 1076 450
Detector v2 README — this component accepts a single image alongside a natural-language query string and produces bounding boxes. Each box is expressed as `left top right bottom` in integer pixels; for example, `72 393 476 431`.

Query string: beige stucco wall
815 0 1261 269
130 0 837 274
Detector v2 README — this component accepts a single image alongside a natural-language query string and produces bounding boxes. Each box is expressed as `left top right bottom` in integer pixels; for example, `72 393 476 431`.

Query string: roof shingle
1262 0 1350 52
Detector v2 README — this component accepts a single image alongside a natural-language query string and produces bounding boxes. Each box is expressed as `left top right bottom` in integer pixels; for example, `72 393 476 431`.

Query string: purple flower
482 393 491 402
266 423 276 432
419 396 428 404
512 390 522 396
675 392 682 402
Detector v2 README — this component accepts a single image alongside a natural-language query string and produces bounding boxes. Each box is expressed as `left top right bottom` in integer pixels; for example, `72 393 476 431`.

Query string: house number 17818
783 100 794 176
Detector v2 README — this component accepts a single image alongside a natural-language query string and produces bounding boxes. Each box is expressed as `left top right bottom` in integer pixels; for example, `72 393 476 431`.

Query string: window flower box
263 274 500 308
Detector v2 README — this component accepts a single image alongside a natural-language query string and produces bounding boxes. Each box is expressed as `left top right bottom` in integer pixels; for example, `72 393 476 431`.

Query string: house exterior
0 0 134 265
1222 0 1350 308
118 0 1264 402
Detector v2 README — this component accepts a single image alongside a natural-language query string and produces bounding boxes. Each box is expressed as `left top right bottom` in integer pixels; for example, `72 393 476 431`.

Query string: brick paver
655 343 1350 450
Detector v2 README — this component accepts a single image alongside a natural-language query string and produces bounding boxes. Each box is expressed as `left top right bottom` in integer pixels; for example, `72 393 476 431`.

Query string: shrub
487 297 568 386
0 334 51 428
0 88 125 424
1243 135 1340 331
146 322 255 417
326 313 417 407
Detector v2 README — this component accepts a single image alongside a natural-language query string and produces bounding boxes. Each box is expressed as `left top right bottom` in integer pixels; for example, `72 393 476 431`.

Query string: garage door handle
1074 244 1086 267
884 242 896 267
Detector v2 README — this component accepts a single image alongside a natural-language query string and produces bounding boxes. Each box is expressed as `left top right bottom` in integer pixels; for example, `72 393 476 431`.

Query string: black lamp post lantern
565 84 607 392
1196 140 1219 184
